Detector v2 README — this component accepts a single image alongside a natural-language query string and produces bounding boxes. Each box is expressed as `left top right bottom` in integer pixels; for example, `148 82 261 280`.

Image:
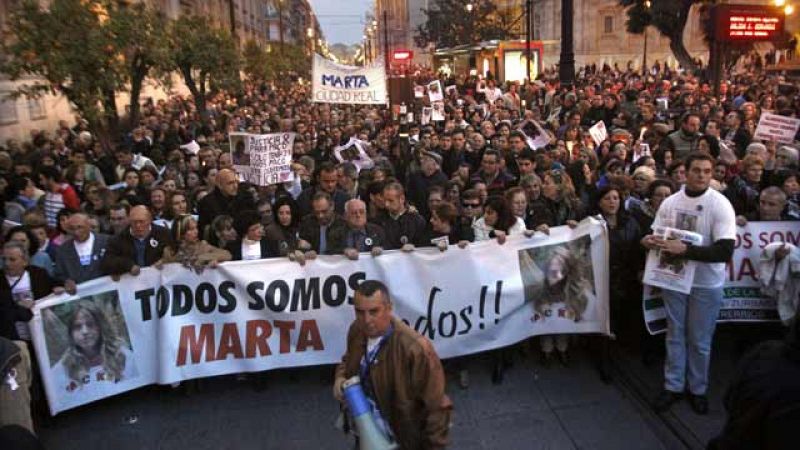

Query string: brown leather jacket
336 317 452 449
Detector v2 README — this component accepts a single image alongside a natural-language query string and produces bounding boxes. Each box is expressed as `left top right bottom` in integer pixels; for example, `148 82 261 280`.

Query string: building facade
0 0 323 143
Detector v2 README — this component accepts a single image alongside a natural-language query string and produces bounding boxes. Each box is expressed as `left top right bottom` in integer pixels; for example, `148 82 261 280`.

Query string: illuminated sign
713 5 785 42
392 50 413 61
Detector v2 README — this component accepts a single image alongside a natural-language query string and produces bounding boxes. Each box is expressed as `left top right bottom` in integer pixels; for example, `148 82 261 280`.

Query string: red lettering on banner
245 320 272 358
217 323 244 360
296 320 324 352
176 323 216 366
175 320 325 367
273 320 295 354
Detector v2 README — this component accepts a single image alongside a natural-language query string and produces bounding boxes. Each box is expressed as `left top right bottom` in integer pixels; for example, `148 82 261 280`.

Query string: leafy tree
242 39 269 81
110 3 171 128
168 16 241 118
414 0 510 49
1 0 125 136
620 0 706 72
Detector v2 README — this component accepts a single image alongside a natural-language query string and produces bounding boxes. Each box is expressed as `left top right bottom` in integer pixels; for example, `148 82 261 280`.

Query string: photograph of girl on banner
44 293 138 393
518 237 595 322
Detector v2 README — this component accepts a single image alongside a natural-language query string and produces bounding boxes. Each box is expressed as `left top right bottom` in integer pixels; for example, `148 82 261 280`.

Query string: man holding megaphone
333 280 452 449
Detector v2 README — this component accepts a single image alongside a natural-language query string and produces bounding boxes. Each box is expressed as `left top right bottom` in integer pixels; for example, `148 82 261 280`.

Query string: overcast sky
309 0 372 45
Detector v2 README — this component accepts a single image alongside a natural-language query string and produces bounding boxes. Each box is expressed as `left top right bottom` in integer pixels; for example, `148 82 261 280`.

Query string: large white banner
31 220 609 414
312 54 387 104
644 221 795 334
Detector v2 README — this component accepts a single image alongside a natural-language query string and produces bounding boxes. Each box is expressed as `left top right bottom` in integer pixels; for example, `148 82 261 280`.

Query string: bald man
101 205 172 280
197 168 256 236
54 212 110 289
327 199 386 259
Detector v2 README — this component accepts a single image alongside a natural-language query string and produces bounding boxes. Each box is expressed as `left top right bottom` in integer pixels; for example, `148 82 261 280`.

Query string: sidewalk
39 344 679 450
611 325 783 450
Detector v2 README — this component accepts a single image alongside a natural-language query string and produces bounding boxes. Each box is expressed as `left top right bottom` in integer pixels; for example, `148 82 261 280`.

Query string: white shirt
6 271 33 340
653 187 736 288
74 233 95 266
241 240 262 260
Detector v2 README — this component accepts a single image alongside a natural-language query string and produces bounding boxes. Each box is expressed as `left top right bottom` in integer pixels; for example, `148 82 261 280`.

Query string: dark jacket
54 233 110 284
197 188 257 236
407 171 448 218
225 238 274 261
0 266 58 340
373 209 428 250
295 187 350 218
100 225 172 276
422 221 475 247
297 215 348 255
707 337 800 450
327 223 386 254
263 223 299 257
335 317 452 450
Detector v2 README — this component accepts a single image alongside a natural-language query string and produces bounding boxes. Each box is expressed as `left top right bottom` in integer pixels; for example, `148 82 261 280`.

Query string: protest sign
643 225 704 294
312 54 387 104
334 137 374 172
753 112 800 144
32 220 610 414
519 120 550 150
431 102 445 121
644 221 791 335
589 121 608 146
230 132 295 186
421 107 432 125
428 80 444 102
414 85 425 98
444 85 457 96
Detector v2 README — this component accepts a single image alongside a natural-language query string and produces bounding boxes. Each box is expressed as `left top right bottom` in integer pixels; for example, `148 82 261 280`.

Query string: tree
1 0 126 139
620 0 706 72
242 40 269 81
414 0 510 49
168 16 241 119
110 3 171 128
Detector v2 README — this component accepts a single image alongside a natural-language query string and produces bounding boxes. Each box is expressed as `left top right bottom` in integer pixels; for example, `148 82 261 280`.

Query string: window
0 93 18 125
603 16 614 34
27 96 46 120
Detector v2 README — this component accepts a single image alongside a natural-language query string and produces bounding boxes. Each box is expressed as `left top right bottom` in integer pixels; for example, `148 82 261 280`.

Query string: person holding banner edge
641 153 736 415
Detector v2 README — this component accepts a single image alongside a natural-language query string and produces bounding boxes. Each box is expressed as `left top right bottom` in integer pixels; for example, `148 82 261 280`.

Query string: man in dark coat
373 182 428 250
101 206 172 280
327 199 386 258
406 151 448 218
54 213 109 289
296 162 351 217
197 168 257 236
297 191 347 255
707 308 800 450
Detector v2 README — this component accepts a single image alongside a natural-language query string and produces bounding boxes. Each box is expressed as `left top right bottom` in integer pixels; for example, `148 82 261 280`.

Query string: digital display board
713 5 785 42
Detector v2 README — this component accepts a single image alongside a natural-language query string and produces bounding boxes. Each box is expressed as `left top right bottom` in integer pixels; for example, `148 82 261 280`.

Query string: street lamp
642 0 651 76
466 3 473 12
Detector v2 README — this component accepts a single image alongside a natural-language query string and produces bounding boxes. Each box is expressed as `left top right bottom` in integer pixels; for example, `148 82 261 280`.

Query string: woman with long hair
264 196 300 257
54 300 132 386
157 214 231 273
472 196 526 242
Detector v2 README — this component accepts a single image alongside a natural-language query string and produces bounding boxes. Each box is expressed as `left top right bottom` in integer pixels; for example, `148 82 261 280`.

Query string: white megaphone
343 376 399 450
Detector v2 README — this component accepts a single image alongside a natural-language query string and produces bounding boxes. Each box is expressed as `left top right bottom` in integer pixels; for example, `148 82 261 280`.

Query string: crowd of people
1 54 800 447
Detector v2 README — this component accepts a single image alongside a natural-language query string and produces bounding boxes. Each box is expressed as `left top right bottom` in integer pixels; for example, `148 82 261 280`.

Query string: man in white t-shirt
642 153 736 415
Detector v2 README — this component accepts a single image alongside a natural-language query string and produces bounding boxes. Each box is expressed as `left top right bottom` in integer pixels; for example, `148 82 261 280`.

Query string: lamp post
526 0 532 81
642 0 651 76
559 0 575 87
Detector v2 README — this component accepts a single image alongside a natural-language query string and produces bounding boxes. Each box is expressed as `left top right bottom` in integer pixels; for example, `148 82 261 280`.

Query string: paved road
39 343 678 450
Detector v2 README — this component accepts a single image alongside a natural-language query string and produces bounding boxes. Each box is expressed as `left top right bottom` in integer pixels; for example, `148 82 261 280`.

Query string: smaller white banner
230 132 295 186
312 54 387 104
753 112 800 144
589 121 608 146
